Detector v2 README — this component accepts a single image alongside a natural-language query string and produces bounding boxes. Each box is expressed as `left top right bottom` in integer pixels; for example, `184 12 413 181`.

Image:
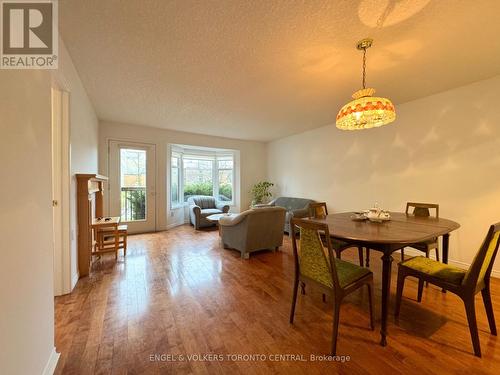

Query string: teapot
366 207 381 220
366 204 390 222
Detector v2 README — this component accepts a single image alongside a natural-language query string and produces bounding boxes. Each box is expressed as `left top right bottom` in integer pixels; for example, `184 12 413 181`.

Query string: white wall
0 71 56 374
99 121 267 230
54 39 99 289
267 75 500 276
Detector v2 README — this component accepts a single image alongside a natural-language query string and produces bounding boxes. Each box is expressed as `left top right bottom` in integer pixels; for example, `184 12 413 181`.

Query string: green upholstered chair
395 222 500 357
308 202 366 267
289 217 375 355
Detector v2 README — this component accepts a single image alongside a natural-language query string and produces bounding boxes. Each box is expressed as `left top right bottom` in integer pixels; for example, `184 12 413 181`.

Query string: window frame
119 147 148 222
182 155 215 202
215 156 234 203
170 151 181 206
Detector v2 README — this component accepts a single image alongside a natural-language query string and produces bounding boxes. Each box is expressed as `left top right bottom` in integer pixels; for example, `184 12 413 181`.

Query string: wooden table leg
441 233 450 292
380 252 393 346
442 233 449 264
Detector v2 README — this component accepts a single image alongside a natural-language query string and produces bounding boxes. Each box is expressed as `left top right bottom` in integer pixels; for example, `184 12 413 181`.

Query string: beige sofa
219 207 286 259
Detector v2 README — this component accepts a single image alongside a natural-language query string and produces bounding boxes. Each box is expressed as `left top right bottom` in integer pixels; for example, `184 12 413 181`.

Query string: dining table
307 211 460 346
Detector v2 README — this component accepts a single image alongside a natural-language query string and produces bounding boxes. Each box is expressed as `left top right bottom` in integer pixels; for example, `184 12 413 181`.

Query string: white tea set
351 204 391 223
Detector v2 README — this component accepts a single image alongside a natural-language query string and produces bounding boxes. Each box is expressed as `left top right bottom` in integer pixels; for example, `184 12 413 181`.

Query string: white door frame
108 140 157 233
51 85 71 296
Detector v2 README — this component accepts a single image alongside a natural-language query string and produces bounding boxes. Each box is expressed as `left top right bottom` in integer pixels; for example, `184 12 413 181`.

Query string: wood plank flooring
55 225 500 374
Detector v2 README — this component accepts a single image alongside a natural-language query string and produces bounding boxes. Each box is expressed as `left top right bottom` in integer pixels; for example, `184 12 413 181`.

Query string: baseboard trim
71 271 79 290
42 347 60 375
167 222 186 230
395 248 500 279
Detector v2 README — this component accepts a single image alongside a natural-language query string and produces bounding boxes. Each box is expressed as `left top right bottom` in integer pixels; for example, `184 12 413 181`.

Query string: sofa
219 207 286 259
188 196 230 229
267 197 315 233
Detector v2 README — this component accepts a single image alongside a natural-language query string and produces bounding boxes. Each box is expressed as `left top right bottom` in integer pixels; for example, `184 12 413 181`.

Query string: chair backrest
236 207 286 248
189 195 216 209
273 197 314 211
462 223 500 290
406 202 439 218
245 206 286 229
290 217 340 291
309 202 328 219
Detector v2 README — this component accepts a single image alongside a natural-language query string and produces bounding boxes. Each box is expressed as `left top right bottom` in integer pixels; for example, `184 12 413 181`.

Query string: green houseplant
250 181 274 206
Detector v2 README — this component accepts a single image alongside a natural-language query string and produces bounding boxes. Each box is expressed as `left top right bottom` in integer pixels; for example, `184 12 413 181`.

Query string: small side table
91 216 121 260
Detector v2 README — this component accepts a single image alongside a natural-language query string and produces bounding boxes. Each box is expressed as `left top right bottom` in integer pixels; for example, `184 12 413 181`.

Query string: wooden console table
76 174 108 277
91 216 121 259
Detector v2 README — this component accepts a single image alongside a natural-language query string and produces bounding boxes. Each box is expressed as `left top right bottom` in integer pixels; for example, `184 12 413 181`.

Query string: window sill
170 201 234 210
170 203 186 210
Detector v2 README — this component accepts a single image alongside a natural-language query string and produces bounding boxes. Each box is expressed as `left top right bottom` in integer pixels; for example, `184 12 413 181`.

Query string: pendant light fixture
336 38 396 130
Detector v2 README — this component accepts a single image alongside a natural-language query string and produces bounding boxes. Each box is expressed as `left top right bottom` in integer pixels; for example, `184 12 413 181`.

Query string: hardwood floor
55 225 500 374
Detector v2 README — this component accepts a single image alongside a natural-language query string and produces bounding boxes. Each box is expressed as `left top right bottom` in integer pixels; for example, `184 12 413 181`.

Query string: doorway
108 141 156 233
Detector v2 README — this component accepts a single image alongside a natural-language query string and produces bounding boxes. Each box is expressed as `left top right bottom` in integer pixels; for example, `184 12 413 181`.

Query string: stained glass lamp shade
336 39 396 130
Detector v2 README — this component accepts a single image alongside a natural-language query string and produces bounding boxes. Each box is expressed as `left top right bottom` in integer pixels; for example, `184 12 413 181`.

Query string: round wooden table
308 212 460 346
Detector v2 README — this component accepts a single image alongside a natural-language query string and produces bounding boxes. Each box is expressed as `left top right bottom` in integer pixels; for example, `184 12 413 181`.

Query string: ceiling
59 0 500 142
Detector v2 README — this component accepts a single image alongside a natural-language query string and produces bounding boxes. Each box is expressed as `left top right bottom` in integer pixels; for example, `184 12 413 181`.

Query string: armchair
188 196 230 229
219 207 286 258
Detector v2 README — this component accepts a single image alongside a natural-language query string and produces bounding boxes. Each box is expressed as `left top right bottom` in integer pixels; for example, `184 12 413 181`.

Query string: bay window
170 145 235 207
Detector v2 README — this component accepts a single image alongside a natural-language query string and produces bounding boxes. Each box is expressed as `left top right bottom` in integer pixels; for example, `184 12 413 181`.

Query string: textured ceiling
59 0 500 142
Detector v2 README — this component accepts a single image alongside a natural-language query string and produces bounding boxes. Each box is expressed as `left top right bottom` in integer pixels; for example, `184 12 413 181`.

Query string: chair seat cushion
400 256 465 285
200 208 223 217
335 258 371 288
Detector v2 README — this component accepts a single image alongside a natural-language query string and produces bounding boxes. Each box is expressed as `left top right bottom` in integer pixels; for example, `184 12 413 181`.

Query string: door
108 141 156 233
52 87 71 296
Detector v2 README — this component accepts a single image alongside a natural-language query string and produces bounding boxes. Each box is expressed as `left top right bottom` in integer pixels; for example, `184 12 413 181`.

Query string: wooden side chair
395 222 500 357
308 202 366 267
289 217 375 355
402 202 440 261
95 224 128 259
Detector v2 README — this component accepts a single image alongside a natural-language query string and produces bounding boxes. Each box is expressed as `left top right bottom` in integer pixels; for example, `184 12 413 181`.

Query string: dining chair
289 217 375 355
395 222 500 357
402 202 440 261
308 202 366 267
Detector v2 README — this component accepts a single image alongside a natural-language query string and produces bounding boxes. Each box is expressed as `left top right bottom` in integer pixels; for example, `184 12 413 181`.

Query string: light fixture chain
362 47 366 89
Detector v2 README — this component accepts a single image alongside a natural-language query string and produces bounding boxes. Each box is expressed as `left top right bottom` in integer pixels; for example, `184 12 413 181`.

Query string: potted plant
250 181 274 206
